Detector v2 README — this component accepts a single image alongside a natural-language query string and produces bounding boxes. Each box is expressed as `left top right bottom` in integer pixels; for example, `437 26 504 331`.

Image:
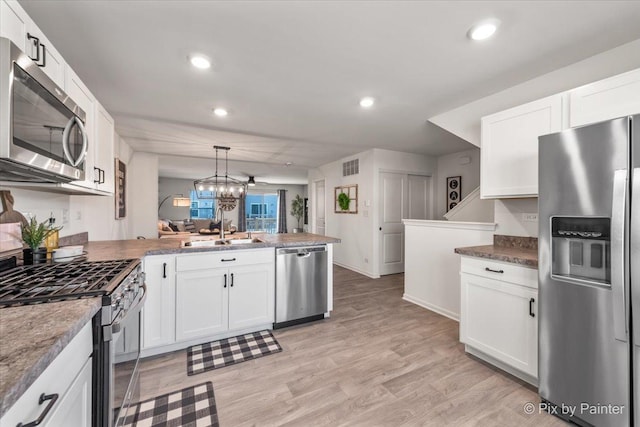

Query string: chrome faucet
215 206 225 240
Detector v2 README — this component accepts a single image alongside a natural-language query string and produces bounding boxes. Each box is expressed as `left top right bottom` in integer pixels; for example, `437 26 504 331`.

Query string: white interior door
315 180 325 235
379 172 408 275
407 174 431 219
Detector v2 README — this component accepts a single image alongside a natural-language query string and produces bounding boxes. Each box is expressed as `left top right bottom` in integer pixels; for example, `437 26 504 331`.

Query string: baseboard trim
333 261 379 279
465 345 538 387
402 293 460 322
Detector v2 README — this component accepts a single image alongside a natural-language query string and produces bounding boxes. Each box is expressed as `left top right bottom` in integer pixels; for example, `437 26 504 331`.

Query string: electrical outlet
522 213 538 222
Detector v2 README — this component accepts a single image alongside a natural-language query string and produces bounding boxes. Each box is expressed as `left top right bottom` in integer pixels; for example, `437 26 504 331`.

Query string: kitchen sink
183 238 264 247
226 238 264 244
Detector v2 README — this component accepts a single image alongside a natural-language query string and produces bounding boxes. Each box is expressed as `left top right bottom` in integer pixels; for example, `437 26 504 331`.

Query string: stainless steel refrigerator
539 114 638 426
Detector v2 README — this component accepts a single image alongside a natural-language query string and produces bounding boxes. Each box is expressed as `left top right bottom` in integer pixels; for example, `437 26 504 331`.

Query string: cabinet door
228 263 275 331
142 256 176 349
94 102 115 193
176 269 228 341
24 23 66 88
481 94 563 198
65 68 96 190
0 0 28 52
460 273 538 377
570 69 640 128
44 357 92 427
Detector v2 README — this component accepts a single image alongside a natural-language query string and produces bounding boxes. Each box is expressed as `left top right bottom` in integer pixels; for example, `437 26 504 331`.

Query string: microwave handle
62 116 88 167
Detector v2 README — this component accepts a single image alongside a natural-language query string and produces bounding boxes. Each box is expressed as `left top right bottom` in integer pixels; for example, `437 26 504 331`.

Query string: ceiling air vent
343 159 359 177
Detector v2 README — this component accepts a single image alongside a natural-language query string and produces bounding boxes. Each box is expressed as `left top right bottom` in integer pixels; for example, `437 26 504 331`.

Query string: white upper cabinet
0 1 66 88
24 20 66 88
0 0 28 52
481 94 564 199
94 102 115 193
569 69 640 127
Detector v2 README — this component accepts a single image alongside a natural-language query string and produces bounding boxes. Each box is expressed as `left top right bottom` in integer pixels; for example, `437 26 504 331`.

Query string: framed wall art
334 184 358 214
115 159 126 219
446 176 461 212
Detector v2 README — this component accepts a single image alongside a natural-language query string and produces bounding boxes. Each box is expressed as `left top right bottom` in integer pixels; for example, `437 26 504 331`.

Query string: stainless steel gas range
0 258 147 427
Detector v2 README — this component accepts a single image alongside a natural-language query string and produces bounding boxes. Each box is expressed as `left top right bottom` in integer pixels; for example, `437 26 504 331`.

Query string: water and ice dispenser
551 217 611 285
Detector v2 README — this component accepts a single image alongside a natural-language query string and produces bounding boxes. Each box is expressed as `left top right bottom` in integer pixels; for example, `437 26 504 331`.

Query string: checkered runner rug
121 382 218 427
187 330 282 375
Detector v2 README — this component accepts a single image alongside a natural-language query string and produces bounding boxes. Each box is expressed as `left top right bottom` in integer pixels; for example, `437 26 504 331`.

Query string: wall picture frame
446 176 461 212
334 184 358 214
115 159 126 219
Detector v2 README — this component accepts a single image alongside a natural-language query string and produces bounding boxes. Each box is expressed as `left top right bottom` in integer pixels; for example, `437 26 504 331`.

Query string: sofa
158 219 237 237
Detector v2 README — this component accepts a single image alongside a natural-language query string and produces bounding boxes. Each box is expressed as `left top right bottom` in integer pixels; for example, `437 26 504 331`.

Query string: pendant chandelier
193 146 247 211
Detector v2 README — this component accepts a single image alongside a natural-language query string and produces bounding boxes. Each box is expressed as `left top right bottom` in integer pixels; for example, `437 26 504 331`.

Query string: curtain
277 189 287 233
237 193 246 232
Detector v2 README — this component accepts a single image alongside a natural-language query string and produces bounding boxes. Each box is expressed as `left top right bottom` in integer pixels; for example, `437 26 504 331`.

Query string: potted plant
21 217 62 264
290 194 305 233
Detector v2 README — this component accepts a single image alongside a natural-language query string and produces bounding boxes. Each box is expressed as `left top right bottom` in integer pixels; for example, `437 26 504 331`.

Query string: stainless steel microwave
0 37 87 183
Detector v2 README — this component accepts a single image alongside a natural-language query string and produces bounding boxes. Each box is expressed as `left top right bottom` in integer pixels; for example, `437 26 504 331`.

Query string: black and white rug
121 382 219 427
187 330 282 375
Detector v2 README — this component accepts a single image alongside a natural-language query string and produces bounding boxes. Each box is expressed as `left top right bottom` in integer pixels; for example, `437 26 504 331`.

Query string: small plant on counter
21 216 62 250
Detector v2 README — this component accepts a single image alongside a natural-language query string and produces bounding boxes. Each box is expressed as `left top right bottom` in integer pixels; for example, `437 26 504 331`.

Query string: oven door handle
104 283 147 340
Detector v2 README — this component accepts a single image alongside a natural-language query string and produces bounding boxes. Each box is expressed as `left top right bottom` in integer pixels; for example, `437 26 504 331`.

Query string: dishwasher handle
277 245 327 256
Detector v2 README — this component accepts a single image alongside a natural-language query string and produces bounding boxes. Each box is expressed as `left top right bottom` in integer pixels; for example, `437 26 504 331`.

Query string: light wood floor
136 266 566 426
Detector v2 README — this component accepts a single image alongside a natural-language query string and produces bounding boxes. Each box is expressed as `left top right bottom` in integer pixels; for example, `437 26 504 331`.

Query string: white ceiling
20 1 640 184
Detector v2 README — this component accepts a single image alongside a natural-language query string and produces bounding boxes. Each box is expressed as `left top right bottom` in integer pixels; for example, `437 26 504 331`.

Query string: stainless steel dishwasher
274 245 328 328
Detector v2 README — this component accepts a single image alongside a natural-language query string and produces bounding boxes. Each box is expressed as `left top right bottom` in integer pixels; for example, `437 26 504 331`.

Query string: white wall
435 147 480 219
403 220 496 320
127 152 158 239
3 134 135 241
309 148 437 278
494 198 539 237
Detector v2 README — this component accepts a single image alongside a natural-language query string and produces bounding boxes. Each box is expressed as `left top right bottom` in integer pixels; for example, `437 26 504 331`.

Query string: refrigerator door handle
611 169 628 342
632 168 640 343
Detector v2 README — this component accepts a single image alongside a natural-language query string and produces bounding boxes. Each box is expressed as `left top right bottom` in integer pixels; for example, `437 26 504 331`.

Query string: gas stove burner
0 259 140 307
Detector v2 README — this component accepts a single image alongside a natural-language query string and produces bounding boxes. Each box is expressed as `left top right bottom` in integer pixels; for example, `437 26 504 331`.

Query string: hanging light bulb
208 186 214 191
198 185 204 191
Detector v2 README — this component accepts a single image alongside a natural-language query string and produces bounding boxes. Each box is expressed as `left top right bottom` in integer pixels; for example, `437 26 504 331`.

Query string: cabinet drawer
1 322 92 427
460 256 537 289
176 248 274 271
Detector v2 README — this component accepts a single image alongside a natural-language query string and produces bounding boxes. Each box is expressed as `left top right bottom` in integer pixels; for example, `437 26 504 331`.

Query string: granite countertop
454 234 538 268
0 232 339 415
85 232 340 261
0 298 102 417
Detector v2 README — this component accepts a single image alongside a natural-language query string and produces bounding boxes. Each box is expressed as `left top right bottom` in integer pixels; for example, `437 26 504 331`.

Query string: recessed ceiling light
213 108 228 117
360 97 375 108
189 54 211 69
468 19 500 41
285 162 293 167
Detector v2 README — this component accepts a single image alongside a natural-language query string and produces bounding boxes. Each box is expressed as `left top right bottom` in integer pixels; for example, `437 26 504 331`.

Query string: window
250 203 268 218
189 190 216 219
245 193 277 233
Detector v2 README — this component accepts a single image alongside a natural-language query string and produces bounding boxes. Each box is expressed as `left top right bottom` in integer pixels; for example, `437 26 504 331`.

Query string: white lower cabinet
176 268 228 341
228 263 274 330
175 249 275 341
142 255 176 350
142 248 275 355
0 323 92 427
44 358 92 427
460 257 538 384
